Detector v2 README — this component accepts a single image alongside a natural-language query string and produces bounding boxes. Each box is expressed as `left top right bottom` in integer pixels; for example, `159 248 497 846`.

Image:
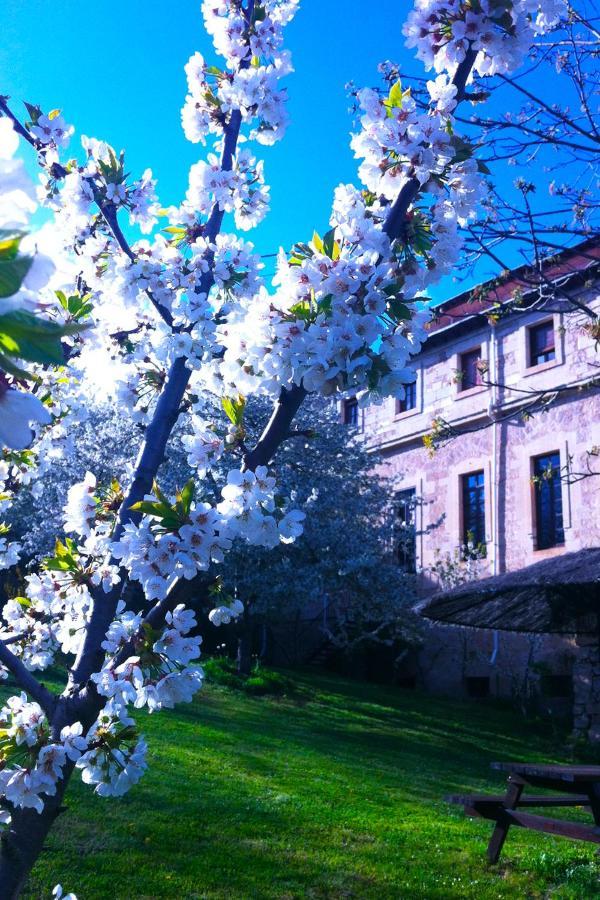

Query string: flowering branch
0 641 56 717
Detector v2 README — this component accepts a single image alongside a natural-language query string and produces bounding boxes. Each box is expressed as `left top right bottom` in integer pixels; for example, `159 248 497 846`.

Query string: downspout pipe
489 324 500 665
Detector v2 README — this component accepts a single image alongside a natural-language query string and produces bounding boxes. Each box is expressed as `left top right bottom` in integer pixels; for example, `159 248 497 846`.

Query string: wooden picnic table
448 761 600 863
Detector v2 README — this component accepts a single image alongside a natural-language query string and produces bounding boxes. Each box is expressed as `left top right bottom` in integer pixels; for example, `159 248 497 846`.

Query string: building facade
357 242 600 710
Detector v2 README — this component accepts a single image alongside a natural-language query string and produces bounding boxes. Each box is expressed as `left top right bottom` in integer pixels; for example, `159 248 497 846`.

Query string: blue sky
1 1 565 300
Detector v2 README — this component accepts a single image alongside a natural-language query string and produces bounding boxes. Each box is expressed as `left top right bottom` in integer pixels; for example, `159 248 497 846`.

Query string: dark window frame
396 380 417 415
343 397 359 426
396 488 417 574
528 319 556 368
533 451 564 550
461 470 486 548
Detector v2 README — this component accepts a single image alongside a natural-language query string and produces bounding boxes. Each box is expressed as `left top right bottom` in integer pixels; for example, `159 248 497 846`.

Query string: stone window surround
521 312 564 376
518 433 574 560
445 455 494 554
339 397 363 431
393 363 423 422
451 339 490 401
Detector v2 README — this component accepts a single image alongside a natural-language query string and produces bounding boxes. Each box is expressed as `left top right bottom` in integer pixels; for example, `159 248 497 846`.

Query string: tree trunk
236 606 253 678
236 631 252 677
0 763 75 899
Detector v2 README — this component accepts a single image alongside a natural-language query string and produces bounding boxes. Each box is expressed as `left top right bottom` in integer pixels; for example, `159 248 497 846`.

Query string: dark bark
236 607 253 677
0 765 74 900
236 633 252 677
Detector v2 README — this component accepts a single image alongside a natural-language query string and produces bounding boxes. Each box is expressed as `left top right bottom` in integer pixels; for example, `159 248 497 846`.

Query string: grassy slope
20 671 600 899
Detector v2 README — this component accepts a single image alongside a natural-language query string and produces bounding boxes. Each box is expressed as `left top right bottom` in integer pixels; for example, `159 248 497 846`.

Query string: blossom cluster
93 604 204 713
404 0 568 77
0 694 86 814
209 231 433 406
182 1 297 145
76 713 147 798
112 466 305 602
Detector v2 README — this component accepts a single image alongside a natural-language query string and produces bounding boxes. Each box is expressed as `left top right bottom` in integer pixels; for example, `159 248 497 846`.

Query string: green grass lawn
19 671 600 899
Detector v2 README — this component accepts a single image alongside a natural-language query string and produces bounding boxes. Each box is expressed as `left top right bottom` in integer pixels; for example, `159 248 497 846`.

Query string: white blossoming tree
0 0 567 894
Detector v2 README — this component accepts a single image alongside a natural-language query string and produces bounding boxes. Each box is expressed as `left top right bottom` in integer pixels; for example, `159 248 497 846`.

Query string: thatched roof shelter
419 548 600 634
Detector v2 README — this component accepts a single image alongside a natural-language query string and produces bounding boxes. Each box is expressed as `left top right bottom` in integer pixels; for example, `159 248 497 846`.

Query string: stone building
351 240 600 718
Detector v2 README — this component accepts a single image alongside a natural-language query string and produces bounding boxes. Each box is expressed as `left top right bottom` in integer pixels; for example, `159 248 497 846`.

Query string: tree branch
242 385 307 471
383 46 478 240
69 104 247 689
0 641 56 716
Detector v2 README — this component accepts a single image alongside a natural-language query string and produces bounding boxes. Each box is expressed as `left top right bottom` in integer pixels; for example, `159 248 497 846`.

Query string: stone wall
573 632 600 743
360 293 600 723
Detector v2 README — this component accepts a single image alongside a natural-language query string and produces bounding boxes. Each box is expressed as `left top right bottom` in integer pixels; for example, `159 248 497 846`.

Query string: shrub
203 657 294 697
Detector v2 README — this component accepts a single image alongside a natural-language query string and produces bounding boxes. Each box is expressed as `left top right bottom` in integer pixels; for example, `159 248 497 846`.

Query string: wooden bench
447 762 600 862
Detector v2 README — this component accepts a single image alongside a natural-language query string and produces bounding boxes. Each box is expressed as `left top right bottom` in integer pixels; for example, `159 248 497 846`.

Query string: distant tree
6 397 422 676
219 397 423 674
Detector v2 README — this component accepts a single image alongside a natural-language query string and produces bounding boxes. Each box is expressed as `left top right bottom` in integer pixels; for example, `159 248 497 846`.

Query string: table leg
487 775 524 864
586 783 600 826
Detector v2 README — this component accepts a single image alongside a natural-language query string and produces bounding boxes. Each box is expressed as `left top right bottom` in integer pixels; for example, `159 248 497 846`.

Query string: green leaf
56 290 94 321
23 102 42 124
450 135 475 165
322 229 339 261
312 231 324 255
0 310 69 365
43 537 80 573
152 480 171 507
221 395 245 427
317 294 333 316
289 301 312 322
388 298 411 322
386 80 403 117
0 256 33 298
0 231 26 260
163 225 187 236
288 242 313 266
0 350 34 380
130 500 170 517
178 479 195 515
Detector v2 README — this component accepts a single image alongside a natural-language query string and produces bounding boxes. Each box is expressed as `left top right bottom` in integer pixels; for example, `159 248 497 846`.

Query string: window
465 676 490 698
533 452 564 549
461 470 486 548
343 397 358 426
529 320 555 367
539 674 572 698
458 348 482 391
396 488 416 574
396 380 417 414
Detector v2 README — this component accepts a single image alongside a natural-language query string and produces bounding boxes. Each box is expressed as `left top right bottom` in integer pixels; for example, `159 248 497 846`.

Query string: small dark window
466 676 490 698
343 397 358 426
533 452 564 550
529 320 555 367
396 381 417 414
540 674 572 698
458 348 482 391
461 471 486 548
396 488 416 574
